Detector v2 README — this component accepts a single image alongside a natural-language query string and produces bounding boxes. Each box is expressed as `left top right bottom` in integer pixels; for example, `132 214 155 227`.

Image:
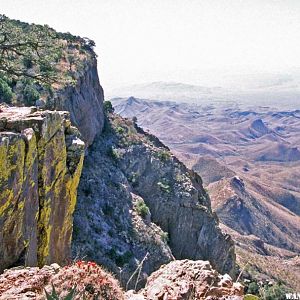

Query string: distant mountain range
107 80 300 110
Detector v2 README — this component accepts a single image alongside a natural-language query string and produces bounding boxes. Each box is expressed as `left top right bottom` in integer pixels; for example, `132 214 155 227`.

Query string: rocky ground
0 260 243 300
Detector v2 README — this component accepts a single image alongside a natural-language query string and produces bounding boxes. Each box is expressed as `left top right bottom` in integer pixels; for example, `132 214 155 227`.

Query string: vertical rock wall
0 107 85 271
50 59 105 146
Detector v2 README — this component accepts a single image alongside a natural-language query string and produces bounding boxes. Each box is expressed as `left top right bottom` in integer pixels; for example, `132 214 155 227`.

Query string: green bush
0 78 13 103
157 150 171 161
107 147 120 160
23 84 40 106
115 126 125 134
161 231 169 243
136 200 150 219
264 283 292 300
104 100 114 114
246 282 259 295
245 280 292 300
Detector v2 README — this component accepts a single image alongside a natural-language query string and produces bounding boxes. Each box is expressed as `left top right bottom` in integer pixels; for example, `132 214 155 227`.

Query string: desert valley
112 83 300 290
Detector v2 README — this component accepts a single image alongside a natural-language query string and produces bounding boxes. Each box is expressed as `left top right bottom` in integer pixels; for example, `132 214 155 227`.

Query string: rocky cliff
73 112 235 288
0 106 85 271
49 59 104 146
0 17 237 298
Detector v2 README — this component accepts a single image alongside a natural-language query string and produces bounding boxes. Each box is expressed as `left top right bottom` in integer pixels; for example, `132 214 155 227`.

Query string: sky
1 0 300 91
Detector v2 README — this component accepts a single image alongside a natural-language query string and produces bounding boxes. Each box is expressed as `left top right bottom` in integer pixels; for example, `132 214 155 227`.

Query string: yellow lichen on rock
0 107 85 271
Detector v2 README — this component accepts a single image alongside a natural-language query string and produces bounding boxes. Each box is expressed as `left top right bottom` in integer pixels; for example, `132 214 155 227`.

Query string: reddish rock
0 262 124 300
126 260 244 300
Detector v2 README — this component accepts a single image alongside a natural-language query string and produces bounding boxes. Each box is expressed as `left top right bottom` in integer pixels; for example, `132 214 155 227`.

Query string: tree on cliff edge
0 14 96 88
0 14 64 85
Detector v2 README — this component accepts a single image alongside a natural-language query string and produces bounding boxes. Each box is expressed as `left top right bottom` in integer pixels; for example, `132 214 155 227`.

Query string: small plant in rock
157 180 171 193
175 173 185 183
136 200 150 219
115 126 125 135
107 147 120 160
156 149 171 161
45 284 77 300
161 231 169 243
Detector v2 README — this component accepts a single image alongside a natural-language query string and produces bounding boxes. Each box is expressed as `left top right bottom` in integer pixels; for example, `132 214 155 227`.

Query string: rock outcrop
50 59 105 146
126 260 243 300
0 106 85 272
73 113 235 289
0 260 243 300
0 261 124 300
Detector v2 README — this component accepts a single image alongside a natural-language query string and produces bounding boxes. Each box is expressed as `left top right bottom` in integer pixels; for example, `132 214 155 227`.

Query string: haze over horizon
2 0 300 91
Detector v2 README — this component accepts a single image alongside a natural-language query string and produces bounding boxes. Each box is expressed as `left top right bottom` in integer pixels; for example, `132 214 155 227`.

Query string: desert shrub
246 282 259 295
136 200 150 219
23 84 40 105
263 283 292 300
108 249 132 267
245 280 292 300
128 172 138 187
104 101 114 114
115 126 125 135
0 78 13 103
161 231 169 243
72 223 80 240
107 147 120 160
156 150 171 161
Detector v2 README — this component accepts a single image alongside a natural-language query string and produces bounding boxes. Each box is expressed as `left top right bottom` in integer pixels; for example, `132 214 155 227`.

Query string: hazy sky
1 0 300 90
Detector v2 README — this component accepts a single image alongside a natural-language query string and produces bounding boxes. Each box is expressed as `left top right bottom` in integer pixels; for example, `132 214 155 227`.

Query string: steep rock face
117 129 235 277
0 106 85 271
50 59 104 146
73 113 235 288
73 129 173 289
